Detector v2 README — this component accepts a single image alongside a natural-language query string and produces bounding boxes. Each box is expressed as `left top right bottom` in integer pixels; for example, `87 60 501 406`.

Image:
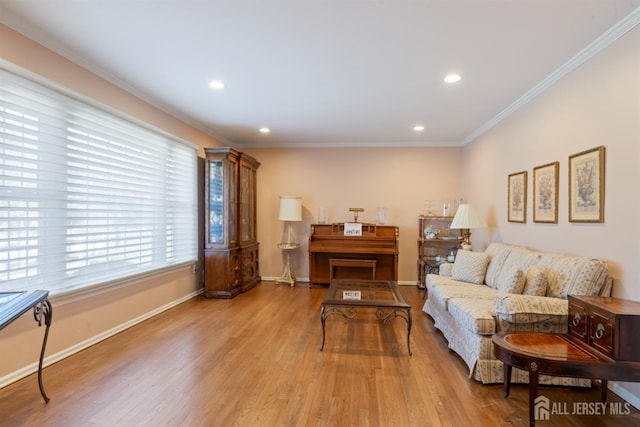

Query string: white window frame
0 64 198 298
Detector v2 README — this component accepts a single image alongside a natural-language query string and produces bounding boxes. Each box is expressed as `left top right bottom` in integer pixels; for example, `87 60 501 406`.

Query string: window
0 68 197 295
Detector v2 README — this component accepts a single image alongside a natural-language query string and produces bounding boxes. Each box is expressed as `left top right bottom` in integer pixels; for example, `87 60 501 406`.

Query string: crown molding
461 6 640 146
233 140 462 149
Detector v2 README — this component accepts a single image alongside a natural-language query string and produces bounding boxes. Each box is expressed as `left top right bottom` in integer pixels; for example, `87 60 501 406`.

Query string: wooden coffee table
320 279 412 355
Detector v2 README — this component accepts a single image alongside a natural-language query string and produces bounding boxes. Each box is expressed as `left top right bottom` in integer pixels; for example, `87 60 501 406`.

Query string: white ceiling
1 1 639 148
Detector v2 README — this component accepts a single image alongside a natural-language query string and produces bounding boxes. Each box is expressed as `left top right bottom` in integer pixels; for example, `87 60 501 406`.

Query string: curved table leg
34 299 52 403
503 363 512 398
380 308 412 356
528 362 539 427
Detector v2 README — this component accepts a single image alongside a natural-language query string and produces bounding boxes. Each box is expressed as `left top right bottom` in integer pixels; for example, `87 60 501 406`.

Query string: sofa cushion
497 265 525 295
425 273 468 292
447 297 496 335
428 279 498 312
494 294 568 324
484 243 514 288
537 254 608 298
451 251 490 285
524 266 548 296
424 275 471 311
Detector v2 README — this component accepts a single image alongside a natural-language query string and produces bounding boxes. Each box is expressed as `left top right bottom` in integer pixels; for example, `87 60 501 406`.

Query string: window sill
49 261 198 307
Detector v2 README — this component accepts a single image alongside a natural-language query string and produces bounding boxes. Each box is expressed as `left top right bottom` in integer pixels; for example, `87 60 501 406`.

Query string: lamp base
461 228 473 251
276 251 297 287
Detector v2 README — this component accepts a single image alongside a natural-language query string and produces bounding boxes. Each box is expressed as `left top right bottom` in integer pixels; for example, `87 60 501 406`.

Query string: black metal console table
0 290 52 402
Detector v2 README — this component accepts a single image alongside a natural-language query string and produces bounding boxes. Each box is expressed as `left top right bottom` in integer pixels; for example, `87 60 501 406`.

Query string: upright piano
308 223 399 286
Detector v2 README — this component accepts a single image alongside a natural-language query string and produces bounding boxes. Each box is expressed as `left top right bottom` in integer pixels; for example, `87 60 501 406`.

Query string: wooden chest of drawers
568 295 640 361
496 295 640 426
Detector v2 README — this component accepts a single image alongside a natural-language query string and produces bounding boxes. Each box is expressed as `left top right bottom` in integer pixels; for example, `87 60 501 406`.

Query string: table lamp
276 196 302 286
450 203 487 251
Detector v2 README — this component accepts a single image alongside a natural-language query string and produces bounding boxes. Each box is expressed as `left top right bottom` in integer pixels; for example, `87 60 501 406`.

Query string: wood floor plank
0 282 639 426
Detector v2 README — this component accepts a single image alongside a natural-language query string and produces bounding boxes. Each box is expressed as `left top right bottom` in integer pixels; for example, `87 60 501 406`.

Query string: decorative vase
442 199 451 216
318 206 326 224
377 207 387 225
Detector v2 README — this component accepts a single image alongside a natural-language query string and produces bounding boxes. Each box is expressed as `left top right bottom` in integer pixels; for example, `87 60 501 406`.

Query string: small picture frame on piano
344 223 362 236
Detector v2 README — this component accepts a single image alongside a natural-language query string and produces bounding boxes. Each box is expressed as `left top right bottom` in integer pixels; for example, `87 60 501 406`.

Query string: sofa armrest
439 262 453 277
494 294 568 324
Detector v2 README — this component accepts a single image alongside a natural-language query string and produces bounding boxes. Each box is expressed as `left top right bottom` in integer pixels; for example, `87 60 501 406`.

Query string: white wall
245 147 464 283
463 25 640 404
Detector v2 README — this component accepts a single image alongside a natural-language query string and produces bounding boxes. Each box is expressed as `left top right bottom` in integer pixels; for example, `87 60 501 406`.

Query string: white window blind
0 68 197 295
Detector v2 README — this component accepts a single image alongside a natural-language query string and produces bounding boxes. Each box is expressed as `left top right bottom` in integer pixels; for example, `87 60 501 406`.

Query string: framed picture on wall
533 162 559 223
508 171 527 223
569 146 605 223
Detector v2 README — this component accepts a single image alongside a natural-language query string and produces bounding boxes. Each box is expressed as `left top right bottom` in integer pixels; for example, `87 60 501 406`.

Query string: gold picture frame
508 171 527 223
569 146 605 223
533 162 559 223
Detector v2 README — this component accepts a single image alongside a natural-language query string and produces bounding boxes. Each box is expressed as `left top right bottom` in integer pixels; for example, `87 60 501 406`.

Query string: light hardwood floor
1 282 638 426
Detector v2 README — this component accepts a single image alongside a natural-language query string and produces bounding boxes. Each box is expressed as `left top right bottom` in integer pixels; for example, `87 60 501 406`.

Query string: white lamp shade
450 204 487 229
278 196 302 221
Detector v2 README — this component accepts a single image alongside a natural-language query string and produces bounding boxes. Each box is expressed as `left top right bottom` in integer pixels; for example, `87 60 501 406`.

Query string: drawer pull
572 313 581 326
595 323 605 339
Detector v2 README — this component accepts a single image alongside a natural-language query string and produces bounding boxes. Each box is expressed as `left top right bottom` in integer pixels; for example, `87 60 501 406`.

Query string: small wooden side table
493 296 640 426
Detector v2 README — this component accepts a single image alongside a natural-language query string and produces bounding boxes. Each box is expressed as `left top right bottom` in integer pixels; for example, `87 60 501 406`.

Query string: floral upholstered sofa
422 242 612 386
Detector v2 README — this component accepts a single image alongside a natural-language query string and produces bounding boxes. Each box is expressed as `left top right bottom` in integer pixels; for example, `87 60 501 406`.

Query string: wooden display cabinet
204 148 260 298
416 215 463 289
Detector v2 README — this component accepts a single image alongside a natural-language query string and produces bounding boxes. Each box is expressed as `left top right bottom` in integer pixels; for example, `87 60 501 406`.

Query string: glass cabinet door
240 164 251 242
229 157 237 244
208 160 224 244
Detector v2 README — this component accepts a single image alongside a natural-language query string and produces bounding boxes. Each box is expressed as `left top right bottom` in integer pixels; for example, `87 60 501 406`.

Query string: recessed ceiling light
444 74 461 83
259 127 270 134
209 80 225 89
413 125 425 132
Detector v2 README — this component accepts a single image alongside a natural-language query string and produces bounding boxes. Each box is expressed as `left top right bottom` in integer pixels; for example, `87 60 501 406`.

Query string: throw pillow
451 251 490 285
523 266 548 296
497 265 526 295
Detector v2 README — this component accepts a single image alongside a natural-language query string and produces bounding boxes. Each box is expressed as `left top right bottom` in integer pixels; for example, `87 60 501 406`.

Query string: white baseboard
610 382 640 410
0 288 202 390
